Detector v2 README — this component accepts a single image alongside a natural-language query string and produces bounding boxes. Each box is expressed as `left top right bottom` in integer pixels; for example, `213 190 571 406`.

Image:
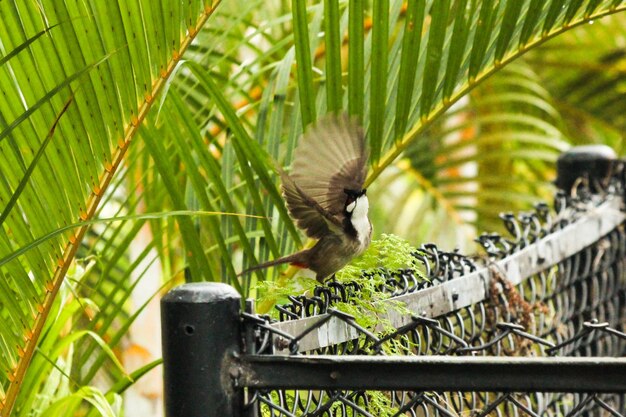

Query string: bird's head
343 188 367 215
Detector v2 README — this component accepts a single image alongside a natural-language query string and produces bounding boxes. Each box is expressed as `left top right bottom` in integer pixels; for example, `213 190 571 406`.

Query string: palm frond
0 1 219 414
369 62 569 246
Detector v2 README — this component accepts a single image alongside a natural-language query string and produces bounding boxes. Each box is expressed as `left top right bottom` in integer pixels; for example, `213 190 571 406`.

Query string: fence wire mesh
242 184 626 417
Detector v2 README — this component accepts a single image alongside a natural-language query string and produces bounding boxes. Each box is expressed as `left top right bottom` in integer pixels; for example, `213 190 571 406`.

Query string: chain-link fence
161 147 626 417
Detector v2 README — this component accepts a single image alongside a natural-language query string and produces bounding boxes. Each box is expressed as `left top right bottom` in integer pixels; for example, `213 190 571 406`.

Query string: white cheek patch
346 201 356 213
350 195 370 247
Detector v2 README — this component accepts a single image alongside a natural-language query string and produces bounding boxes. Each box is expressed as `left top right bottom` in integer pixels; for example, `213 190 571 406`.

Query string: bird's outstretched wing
281 114 368 239
280 171 342 238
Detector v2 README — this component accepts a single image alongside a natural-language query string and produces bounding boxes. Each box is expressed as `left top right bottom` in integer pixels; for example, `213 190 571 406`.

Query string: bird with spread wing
239 113 371 282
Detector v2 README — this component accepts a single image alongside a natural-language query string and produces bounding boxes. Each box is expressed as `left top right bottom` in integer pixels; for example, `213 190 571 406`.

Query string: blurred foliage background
0 0 625 415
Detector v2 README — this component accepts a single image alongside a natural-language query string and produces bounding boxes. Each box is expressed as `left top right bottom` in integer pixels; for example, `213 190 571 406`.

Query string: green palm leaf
0 1 220 414
370 62 568 245
530 13 626 148
369 0 626 185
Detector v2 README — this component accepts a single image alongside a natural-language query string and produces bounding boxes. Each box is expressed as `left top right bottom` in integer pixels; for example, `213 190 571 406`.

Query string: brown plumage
239 113 372 282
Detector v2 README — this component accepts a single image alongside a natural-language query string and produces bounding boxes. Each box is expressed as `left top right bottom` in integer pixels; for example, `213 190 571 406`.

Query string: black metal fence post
161 282 242 417
556 144 618 192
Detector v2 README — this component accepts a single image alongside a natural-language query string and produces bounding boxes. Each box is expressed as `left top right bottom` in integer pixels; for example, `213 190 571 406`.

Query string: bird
240 113 372 282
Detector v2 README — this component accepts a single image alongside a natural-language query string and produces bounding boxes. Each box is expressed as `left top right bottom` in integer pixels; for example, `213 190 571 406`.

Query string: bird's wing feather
280 170 342 239
289 114 368 216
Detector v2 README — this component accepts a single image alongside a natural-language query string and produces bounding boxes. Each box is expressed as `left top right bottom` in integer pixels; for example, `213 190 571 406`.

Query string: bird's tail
237 250 309 277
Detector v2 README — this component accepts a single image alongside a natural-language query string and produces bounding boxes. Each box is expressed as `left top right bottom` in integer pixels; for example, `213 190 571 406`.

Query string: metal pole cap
556 145 618 192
